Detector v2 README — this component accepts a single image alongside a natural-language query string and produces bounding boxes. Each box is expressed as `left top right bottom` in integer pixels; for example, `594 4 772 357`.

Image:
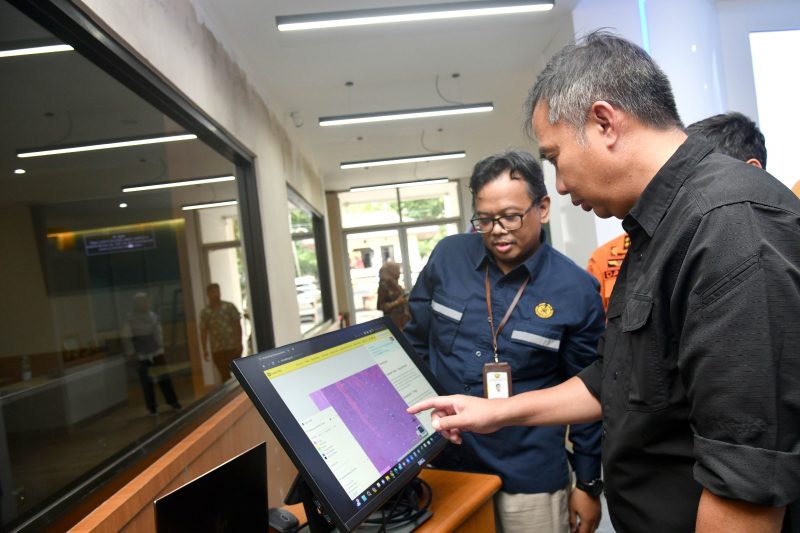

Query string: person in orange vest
588 111 768 314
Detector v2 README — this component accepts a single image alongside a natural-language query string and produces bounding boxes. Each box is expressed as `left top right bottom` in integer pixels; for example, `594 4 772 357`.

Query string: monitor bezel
231 316 448 532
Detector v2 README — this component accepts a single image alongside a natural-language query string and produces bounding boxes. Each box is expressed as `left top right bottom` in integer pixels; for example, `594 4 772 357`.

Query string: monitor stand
285 475 336 533
285 475 433 533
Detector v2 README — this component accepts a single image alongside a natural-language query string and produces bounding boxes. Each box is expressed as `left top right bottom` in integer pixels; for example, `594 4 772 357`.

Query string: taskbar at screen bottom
351 435 438 509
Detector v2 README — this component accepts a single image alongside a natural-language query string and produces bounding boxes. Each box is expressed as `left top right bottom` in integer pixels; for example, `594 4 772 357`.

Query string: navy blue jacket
404 232 604 493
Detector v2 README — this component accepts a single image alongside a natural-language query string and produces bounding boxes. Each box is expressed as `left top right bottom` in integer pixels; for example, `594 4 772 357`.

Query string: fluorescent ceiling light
182 200 238 211
14 169 26 175
277 1 553 31
0 44 73 58
350 178 450 192
122 175 235 193
320 103 493 127
341 151 465 169
17 133 197 158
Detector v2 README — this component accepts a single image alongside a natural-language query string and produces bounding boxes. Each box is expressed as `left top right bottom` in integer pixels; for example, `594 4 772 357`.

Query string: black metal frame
5 0 275 529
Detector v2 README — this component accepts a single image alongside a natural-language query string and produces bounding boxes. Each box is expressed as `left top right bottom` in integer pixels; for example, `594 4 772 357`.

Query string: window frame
288 187 334 335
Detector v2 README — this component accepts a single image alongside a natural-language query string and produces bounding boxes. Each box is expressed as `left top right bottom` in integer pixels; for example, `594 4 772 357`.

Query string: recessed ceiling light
0 44 73 58
122 175 235 193
320 103 493 127
14 169 26 175
182 200 238 211
119 203 128 208
277 1 554 31
17 133 197 158
341 151 465 170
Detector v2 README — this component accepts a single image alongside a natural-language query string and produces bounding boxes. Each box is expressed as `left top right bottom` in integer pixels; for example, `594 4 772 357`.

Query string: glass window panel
406 223 460 286
288 197 327 334
346 230 403 324
338 188 400 228
198 204 240 244
0 2 251 528
400 181 460 222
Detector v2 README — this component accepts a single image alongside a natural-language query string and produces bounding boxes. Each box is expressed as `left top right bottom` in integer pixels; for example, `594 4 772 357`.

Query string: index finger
407 395 453 415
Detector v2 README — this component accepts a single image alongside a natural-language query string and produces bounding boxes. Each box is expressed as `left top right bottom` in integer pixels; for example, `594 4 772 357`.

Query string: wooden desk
284 468 502 533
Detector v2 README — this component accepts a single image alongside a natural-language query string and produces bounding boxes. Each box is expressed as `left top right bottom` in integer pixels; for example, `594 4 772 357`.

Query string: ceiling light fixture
0 44 73 58
14 169 26 175
17 133 197 158
122 175 235 193
119 203 128 209
182 200 238 211
341 151 465 170
320 102 493 127
350 178 450 192
277 1 554 31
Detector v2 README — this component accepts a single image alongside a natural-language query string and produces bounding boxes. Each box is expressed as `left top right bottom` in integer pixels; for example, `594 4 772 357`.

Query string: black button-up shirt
579 135 800 532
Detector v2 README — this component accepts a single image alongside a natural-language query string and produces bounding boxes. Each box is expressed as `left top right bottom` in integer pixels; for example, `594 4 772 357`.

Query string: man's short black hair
469 150 547 208
687 112 767 169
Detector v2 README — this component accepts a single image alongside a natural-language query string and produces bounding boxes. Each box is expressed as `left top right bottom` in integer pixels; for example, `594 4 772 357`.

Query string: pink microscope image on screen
310 364 426 474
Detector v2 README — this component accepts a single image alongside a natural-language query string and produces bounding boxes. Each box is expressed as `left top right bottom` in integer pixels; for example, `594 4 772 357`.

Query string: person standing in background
377 261 411 330
122 292 181 415
200 283 243 382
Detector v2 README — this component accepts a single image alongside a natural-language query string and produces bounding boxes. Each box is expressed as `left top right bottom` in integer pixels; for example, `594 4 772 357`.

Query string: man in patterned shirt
200 283 243 382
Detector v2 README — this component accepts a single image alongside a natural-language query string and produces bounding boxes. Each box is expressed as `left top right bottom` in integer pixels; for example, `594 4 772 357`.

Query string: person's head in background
686 112 767 169
379 261 401 283
206 283 221 305
133 292 150 313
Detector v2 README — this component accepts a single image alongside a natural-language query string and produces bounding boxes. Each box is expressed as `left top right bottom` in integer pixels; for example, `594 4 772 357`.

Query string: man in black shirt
410 31 800 532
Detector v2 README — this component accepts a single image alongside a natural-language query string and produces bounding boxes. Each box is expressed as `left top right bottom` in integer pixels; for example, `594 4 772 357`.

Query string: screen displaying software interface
263 326 439 507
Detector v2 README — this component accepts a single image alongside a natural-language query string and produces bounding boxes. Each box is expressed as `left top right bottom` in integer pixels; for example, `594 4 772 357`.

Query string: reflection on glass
0 1 248 527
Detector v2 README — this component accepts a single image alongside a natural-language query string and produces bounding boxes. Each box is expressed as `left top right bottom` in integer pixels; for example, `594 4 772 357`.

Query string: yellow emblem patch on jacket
535 302 554 319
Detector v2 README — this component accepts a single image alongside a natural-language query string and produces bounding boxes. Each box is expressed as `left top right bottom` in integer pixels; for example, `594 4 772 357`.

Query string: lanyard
484 265 530 363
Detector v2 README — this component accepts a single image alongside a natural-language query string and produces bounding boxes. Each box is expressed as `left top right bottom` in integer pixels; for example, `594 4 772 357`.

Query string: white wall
716 0 800 124
78 0 330 346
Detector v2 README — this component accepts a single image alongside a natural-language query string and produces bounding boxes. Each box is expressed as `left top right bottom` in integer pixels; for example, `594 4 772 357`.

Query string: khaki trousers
494 486 570 533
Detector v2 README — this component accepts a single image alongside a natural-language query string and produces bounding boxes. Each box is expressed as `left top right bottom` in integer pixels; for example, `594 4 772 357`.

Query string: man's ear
588 101 619 147
745 158 763 169
537 195 551 225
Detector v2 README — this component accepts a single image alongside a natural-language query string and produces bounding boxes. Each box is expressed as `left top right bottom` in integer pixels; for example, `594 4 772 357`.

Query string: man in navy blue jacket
404 150 605 533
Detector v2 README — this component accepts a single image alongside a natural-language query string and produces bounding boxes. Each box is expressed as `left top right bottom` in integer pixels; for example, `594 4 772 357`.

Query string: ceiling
0 0 581 220
190 0 580 191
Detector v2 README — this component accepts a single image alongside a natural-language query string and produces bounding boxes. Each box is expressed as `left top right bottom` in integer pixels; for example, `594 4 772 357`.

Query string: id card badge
483 361 512 399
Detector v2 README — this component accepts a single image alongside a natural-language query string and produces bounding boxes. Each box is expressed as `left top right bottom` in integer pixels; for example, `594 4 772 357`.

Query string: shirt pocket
621 294 668 412
508 321 563 376
430 291 466 356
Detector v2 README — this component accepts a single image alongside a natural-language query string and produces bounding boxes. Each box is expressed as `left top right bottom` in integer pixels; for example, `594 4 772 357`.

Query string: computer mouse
268 507 300 533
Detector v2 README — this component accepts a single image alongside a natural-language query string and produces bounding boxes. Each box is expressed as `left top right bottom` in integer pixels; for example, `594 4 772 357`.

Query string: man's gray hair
525 31 683 139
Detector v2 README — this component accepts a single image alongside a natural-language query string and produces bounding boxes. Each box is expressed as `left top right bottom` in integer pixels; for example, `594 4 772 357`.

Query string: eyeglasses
470 202 538 233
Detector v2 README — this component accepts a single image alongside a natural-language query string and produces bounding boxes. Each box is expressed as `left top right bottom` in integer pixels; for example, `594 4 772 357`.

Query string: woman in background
377 261 411 330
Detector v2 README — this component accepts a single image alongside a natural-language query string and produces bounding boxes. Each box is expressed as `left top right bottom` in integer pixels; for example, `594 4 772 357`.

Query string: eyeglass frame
470 201 539 234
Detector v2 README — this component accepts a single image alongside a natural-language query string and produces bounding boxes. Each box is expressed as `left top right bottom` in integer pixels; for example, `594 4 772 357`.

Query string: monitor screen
154 441 267 532
231 317 447 532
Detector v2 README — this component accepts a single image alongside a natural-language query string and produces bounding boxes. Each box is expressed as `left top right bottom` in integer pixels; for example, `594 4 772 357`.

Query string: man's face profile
533 103 617 219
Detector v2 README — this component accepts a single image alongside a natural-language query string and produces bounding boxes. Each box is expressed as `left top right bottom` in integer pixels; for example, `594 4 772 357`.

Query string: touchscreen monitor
231 317 447 532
